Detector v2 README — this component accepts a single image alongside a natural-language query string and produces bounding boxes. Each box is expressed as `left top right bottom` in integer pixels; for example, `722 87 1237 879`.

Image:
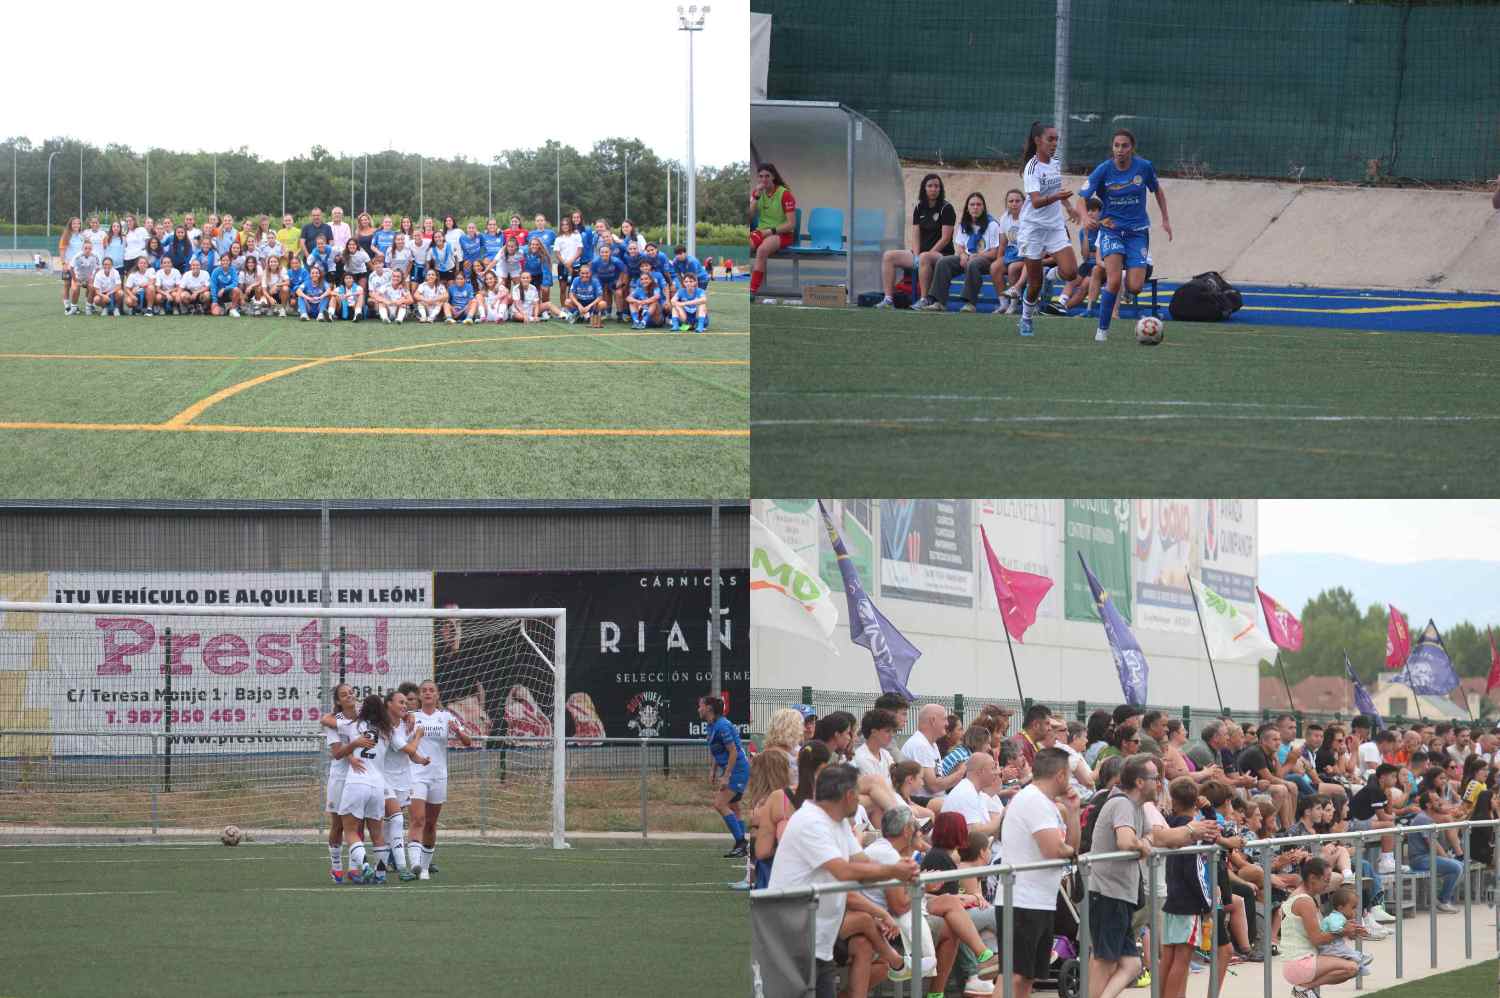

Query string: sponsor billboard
1064 500 1133 623
1132 499 1200 634
1201 499 1258 612
879 499 974 607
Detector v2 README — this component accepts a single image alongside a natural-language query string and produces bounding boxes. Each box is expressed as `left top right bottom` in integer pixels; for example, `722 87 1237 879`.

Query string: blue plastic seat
800 207 844 252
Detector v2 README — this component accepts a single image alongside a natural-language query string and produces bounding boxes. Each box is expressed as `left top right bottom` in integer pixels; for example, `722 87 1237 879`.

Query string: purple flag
1345 652 1384 729
1391 619 1460 696
1078 551 1149 705
819 501 920 699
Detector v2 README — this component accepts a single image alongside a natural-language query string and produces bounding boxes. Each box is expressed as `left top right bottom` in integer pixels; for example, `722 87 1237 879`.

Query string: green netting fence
754 0 1500 184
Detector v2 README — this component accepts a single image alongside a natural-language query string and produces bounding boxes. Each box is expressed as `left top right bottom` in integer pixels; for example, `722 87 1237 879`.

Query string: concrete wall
903 167 1500 292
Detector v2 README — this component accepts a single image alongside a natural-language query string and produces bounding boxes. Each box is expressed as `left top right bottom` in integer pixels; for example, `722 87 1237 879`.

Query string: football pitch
0 275 748 498
2 840 749 997
750 304 1500 496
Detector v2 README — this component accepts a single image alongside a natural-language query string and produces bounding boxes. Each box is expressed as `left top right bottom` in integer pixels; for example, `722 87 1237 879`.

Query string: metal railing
0 731 718 841
751 817 1500 998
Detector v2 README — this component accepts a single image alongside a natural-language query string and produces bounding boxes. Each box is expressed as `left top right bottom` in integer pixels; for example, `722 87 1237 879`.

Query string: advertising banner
433 569 749 740
1064 500 1133 623
1200 499 1258 612
2 572 432 755
879 499 974 607
1131 499 1200 634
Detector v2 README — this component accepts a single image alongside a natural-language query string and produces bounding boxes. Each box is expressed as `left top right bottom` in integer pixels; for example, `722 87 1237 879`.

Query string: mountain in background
1258 554 1500 628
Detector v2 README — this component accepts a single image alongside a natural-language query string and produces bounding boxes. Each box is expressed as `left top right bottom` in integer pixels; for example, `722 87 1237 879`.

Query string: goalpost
0 600 569 849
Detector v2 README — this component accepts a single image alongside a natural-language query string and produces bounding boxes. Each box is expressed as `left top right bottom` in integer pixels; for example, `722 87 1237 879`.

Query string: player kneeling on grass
448 272 478 323
407 679 471 879
260 256 290 317
627 272 664 329
512 270 557 322
152 257 180 315
91 257 123 316
479 271 511 323
123 256 155 315
380 270 412 323
337 694 398 884
566 263 607 327
177 258 212 313
415 268 448 323
333 272 365 321
210 255 242 317
237 256 264 315
298 265 334 321
670 273 709 333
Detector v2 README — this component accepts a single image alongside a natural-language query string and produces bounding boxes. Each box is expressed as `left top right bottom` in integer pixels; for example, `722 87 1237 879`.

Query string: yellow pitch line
0 352 746 367
1245 301 1499 316
0 420 748 439
0 353 319 362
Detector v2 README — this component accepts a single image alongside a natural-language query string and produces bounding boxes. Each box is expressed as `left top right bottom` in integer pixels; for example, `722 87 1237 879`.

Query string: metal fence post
479 738 489 838
1148 851 1160 998
640 737 649 840
163 629 173 794
1395 843 1404 978
908 874 925 998
1354 832 1365 991
1076 700 1086 722
1207 848 1220 998
150 732 159 835
1261 845 1274 997
1429 827 1438 968
1078 860 1091 998
1001 869 1015 998
801 685 813 707
953 693 964 719
1463 824 1473 960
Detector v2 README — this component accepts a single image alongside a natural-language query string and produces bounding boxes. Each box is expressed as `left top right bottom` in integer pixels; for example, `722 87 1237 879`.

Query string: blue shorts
1088 892 1141 963
1002 247 1019 265
1098 228 1150 270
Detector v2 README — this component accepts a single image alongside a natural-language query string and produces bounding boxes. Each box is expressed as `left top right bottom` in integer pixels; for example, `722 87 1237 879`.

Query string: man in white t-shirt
999 747 1081 998
943 752 1004 838
852 708 904 821
1353 717 1383 782
766 763 918 998
902 703 968 803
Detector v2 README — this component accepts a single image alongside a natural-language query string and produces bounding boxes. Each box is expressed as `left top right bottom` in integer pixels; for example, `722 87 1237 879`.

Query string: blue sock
1099 290 1118 331
724 813 745 844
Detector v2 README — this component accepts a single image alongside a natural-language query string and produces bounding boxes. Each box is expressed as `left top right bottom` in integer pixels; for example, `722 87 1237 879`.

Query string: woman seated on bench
876 173 955 309
748 163 796 296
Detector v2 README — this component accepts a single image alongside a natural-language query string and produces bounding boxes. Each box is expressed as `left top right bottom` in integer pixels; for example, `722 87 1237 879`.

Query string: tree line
0 137 750 234
1269 586 1495 688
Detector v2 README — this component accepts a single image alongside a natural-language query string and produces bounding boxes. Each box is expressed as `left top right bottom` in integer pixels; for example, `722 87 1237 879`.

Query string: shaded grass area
750 304 1500 496
0 275 749 497
1362 959 1497 996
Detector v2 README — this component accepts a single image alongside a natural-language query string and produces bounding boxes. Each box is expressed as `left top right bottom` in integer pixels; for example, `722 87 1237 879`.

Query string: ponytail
1023 120 1048 166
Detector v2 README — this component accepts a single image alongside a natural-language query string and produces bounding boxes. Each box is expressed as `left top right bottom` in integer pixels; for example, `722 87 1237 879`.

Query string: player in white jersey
318 684 364 882
177 259 212 313
335 694 399 884
380 270 412 323
479 271 511 323
415 269 448 323
153 258 181 314
407 679 473 878
123 257 155 315
70 243 101 314
91 258 123 315
377 688 428 881
237 256 264 315
258 256 288 315
1014 121 1082 338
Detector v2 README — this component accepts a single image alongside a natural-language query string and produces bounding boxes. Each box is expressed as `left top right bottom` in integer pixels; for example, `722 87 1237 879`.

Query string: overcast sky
9 0 748 167
1261 500 1500 563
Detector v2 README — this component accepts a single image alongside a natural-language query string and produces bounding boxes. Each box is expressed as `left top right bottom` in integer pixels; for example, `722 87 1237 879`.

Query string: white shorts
1017 223 1071 260
325 775 346 815
384 784 411 808
411 775 447 805
337 781 386 820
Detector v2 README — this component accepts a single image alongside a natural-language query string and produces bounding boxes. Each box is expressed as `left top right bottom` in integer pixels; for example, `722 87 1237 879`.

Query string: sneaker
399 869 416 882
361 862 375 883
373 870 387 885
562 313 575 324
418 868 430 881
888 957 912 982
462 317 474 324
957 302 976 313
1437 902 1460 913
1370 904 1396 924
1041 301 1070 316
916 298 945 312
300 314 309 321
1018 317 1034 337
727 881 752 891
346 867 363 884
724 842 749 859
1376 855 1396 874
874 296 894 309
695 320 707 333
1361 913 1390 938
1129 970 1150 989
1095 328 1109 342
670 319 681 331
330 868 343 884
973 950 999 979
278 307 287 318
963 978 996 997
446 317 456 324
229 308 240 318
427 863 438 876
143 308 153 316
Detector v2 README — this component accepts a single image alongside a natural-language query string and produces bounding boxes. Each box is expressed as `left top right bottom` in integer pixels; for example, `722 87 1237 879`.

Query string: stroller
1030 878 1083 998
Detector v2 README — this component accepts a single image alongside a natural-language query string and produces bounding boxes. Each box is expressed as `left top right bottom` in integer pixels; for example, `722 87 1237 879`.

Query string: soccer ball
221 824 242 847
1135 315 1164 345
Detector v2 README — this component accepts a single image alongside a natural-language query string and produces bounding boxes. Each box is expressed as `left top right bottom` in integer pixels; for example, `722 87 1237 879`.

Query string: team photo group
55 205 717 331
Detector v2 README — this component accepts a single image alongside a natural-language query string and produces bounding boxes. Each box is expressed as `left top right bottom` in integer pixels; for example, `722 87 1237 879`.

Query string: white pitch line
0 889 173 900
0 881 728 900
753 413 1500 428
756 392 1329 409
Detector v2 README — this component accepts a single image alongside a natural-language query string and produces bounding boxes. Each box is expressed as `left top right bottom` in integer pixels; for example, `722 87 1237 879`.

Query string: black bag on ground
1168 271 1244 322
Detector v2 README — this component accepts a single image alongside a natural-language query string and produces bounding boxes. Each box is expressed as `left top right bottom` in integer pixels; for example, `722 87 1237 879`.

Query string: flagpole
1188 580 1227 714
1274 652 1296 715
998 610 1026 704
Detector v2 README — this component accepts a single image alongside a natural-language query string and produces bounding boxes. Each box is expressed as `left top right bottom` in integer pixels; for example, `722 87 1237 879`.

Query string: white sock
349 841 366 869
329 844 342 869
375 844 391 871
387 815 408 871
395 307 407 323
1022 296 1036 320
407 841 419 870
421 845 435 871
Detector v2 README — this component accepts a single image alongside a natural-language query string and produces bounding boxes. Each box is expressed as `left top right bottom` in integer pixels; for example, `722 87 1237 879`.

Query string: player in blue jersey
565 263 607 326
669 244 710 290
698 695 748 857
1074 128 1173 342
459 223 485 269
210 256 242 317
370 216 397 263
446 272 478 323
626 271 665 328
529 214 556 256
522 236 553 295
333 272 365 321
670 272 709 332
297 265 333 321
587 242 628 322
479 218 505 262
190 234 218 275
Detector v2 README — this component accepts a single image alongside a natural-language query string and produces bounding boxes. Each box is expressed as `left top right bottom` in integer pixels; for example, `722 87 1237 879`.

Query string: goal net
0 600 567 848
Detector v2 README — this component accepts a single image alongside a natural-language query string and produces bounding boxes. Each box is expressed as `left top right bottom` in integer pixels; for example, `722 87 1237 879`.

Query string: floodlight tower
677 4 709 258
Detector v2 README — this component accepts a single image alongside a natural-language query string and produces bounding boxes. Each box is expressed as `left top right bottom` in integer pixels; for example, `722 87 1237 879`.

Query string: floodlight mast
676 5 710 259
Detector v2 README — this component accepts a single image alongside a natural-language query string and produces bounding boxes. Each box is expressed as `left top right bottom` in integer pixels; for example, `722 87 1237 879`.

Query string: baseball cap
794 704 817 720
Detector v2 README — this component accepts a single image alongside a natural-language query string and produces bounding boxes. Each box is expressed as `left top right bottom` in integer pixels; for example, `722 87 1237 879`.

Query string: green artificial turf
0 275 748 498
1 840 750 997
750 304 1500 496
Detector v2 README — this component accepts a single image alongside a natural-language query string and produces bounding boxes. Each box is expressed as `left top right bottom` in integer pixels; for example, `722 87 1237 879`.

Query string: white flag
751 515 839 652
1191 577 1278 664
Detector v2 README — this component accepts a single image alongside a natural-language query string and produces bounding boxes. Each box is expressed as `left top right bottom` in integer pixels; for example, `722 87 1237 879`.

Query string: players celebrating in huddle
55 208 714 332
322 679 469 885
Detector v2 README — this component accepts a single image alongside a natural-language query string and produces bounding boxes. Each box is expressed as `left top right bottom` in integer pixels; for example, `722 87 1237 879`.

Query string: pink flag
1486 630 1500 697
980 525 1053 643
1386 604 1411 670
1256 588 1304 652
